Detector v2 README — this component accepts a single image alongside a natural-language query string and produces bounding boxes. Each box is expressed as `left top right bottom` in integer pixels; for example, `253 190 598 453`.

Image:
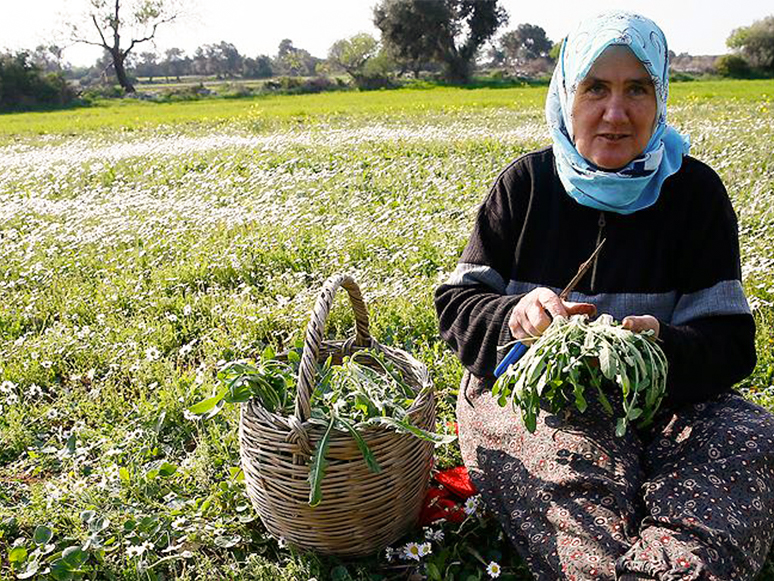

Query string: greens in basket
492 314 668 437
189 345 455 506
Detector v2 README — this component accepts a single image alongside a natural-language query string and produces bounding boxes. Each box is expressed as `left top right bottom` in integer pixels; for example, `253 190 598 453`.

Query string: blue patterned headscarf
546 10 691 215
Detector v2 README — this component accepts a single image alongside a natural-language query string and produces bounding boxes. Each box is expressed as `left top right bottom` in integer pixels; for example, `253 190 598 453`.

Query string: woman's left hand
622 315 660 339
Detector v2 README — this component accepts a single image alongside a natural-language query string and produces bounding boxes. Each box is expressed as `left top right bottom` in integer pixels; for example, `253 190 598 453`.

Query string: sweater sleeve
657 164 756 408
434 163 529 378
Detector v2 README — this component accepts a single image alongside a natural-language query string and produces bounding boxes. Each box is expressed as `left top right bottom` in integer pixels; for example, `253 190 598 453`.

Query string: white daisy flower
145 346 161 361
183 304 192 316
486 561 501 578
179 339 197 356
181 550 193 559
277 536 287 548
0 380 16 393
172 517 187 529
28 383 43 398
464 495 480 515
403 542 421 561
417 542 431 557
384 546 395 562
126 544 145 558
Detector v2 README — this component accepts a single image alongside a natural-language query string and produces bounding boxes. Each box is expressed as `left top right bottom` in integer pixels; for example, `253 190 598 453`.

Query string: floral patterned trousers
457 372 774 580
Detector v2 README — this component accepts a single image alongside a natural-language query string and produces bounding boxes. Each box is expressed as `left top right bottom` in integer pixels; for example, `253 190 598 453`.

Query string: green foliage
373 0 509 83
192 348 454 505
327 33 381 83
727 15 774 73
715 54 752 78
0 51 76 111
493 315 668 436
499 24 554 67
549 38 564 62
274 39 320 77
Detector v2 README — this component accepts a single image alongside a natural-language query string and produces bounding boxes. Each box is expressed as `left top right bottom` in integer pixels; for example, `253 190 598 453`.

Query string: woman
435 10 774 581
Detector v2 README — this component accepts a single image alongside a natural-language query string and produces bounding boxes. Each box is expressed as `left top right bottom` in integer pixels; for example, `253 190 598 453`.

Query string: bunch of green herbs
190 345 454 505
492 314 668 437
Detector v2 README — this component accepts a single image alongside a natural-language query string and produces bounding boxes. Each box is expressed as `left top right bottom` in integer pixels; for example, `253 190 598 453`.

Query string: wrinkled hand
509 287 597 343
622 315 660 339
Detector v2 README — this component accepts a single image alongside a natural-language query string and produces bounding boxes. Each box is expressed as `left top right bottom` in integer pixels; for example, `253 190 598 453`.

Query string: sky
2 0 773 67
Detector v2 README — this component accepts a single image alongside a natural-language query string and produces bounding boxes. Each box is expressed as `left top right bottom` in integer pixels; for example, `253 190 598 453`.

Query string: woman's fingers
526 300 553 337
622 315 660 338
508 289 601 343
509 288 564 342
537 290 569 319
564 301 597 317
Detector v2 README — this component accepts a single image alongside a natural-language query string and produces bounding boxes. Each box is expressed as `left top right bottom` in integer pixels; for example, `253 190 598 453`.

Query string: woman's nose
602 94 629 124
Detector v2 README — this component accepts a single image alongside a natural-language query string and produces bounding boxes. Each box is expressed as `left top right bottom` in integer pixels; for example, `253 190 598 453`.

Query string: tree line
3 0 774 110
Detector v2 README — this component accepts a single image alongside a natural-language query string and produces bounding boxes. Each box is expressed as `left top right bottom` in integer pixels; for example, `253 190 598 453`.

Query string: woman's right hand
508 287 597 343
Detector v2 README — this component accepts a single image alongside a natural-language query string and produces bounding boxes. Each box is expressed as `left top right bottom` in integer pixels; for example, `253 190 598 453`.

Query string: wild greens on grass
492 315 668 437
190 345 455 506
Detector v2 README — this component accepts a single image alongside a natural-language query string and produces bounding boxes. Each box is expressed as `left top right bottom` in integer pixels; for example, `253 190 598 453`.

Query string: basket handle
294 274 371 422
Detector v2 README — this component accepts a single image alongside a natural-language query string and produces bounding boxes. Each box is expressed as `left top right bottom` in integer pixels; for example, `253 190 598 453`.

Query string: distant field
1 79 771 139
1 80 773 580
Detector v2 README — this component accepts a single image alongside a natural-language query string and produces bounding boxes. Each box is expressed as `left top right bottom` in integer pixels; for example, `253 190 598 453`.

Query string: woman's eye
629 83 651 96
586 83 606 95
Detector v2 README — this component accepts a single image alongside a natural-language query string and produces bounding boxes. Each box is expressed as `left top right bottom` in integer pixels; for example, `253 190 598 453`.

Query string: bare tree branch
123 14 177 57
75 38 109 49
91 14 110 49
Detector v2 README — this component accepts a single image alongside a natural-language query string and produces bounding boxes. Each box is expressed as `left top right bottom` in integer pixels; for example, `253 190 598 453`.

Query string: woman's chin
588 152 635 171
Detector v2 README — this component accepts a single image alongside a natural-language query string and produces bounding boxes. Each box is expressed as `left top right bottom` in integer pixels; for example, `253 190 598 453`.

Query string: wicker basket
239 274 436 557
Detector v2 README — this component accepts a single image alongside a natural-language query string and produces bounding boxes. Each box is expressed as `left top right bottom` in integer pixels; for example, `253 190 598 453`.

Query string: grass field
1 80 773 580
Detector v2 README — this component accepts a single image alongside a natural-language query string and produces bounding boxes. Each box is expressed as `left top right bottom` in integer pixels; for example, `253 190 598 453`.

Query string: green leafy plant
492 314 668 436
190 346 455 505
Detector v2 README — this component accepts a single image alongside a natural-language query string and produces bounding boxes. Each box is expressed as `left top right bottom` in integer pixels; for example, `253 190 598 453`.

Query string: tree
0 51 76 110
549 39 563 62
242 55 273 79
274 39 318 76
197 41 243 78
29 45 66 72
499 24 553 69
327 33 394 88
135 50 158 80
373 0 508 83
162 47 186 81
714 53 751 78
486 42 506 68
727 15 774 73
68 0 184 92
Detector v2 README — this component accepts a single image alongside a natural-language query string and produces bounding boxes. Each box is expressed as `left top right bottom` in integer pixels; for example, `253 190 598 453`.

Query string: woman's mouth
599 133 630 141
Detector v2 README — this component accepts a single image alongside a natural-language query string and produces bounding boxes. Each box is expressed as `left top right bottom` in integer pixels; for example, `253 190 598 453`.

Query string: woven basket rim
242 337 434 438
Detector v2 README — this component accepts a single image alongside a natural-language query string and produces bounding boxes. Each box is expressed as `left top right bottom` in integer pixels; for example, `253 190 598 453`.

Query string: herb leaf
308 416 336 507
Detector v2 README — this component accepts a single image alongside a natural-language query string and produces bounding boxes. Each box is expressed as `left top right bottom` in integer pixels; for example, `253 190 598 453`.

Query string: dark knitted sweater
435 147 756 408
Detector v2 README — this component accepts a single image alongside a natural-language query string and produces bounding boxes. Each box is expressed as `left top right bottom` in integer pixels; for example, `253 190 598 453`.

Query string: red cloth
435 465 476 499
418 465 477 525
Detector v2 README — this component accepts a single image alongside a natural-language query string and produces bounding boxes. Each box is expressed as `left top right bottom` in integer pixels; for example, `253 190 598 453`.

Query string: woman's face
571 45 657 170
